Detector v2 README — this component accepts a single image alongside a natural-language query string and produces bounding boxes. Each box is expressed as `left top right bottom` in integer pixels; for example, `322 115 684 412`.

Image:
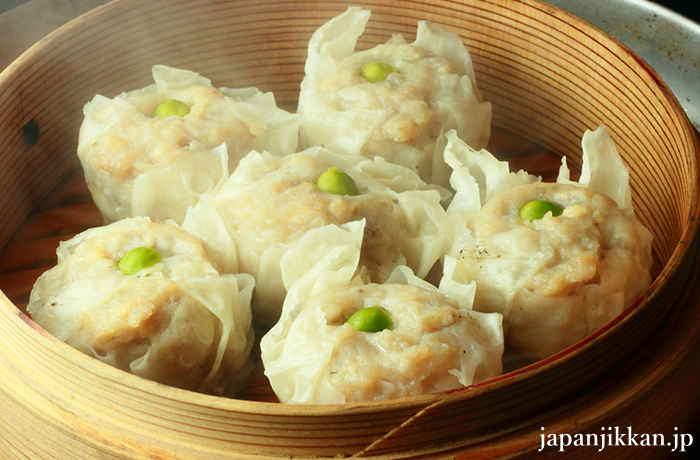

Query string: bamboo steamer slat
0 0 699 458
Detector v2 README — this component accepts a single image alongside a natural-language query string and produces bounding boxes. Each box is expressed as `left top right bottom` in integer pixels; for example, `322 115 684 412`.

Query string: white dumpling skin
27 217 255 396
77 65 300 224
261 230 503 404
298 7 491 188
182 147 450 326
442 126 654 362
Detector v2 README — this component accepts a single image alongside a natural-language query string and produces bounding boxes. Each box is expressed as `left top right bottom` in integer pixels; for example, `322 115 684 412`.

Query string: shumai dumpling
27 217 255 396
441 126 654 362
182 147 450 326
261 226 503 404
298 7 491 187
77 65 300 224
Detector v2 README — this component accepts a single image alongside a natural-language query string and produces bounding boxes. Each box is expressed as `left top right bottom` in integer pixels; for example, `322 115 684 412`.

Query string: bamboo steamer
0 0 699 458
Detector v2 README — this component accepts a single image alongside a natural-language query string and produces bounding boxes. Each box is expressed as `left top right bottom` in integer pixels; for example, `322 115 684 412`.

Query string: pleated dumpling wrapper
260 222 504 404
77 65 300 224
297 7 491 188
441 126 654 362
27 217 255 396
182 147 450 326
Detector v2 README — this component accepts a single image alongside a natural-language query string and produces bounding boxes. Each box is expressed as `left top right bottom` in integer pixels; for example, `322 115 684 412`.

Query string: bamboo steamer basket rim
1 0 699 457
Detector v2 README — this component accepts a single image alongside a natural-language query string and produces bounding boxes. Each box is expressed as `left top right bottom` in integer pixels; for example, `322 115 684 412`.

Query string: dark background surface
654 0 700 23
0 0 28 14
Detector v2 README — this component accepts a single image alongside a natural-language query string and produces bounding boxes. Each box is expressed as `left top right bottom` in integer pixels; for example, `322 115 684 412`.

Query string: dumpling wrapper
298 7 491 188
441 126 653 362
27 217 255 396
261 223 504 404
78 65 300 224
557 124 632 210
182 147 451 326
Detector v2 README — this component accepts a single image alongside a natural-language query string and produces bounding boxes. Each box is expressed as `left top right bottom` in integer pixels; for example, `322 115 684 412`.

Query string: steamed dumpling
298 7 491 187
441 126 654 362
261 228 503 404
182 147 450 326
27 217 255 396
77 65 300 224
